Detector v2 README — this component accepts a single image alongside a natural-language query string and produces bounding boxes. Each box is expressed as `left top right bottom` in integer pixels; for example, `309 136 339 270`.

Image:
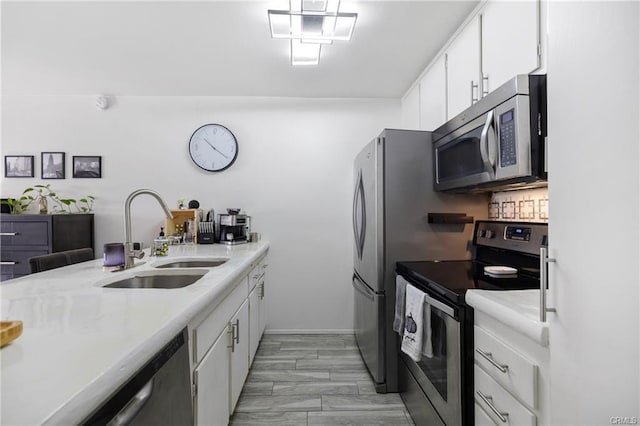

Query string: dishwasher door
82 329 193 426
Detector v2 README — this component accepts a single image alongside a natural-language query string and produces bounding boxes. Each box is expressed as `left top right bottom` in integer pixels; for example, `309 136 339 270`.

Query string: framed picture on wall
72 156 102 178
41 152 65 179
4 155 34 178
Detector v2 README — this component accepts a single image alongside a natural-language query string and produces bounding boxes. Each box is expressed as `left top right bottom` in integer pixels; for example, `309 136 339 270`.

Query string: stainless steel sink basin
154 259 228 269
103 271 206 289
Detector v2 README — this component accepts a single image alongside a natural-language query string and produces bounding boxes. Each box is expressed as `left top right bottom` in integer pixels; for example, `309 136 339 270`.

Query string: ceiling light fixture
268 0 357 66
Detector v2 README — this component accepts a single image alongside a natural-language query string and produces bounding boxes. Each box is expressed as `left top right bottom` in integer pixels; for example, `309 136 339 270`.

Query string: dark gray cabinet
0 214 94 281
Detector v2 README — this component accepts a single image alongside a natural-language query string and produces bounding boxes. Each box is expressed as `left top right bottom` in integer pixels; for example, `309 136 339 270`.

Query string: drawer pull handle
227 322 235 352
0 261 18 265
0 232 18 236
476 349 509 373
477 391 509 423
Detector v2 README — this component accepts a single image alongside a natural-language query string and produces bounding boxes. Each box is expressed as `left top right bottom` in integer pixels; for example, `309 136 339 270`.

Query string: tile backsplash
490 188 548 222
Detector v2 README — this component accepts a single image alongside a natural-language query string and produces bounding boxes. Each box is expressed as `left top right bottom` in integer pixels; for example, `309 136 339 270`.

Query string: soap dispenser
153 227 169 256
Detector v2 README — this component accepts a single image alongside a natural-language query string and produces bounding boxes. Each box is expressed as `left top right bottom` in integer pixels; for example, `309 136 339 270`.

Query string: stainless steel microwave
432 74 547 193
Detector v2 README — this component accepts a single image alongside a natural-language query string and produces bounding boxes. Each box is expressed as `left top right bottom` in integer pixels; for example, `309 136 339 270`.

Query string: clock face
188 124 238 172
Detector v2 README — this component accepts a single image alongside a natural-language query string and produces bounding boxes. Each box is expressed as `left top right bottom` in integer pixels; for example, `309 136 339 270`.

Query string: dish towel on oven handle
393 276 408 334
401 283 433 361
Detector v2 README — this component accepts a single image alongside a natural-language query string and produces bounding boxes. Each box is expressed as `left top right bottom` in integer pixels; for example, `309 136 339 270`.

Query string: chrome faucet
124 189 174 269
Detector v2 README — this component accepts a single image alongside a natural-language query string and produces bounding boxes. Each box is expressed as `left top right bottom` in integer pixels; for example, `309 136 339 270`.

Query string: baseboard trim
264 329 355 335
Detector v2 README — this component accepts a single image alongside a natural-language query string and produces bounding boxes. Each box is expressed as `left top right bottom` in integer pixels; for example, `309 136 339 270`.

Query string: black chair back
29 248 94 273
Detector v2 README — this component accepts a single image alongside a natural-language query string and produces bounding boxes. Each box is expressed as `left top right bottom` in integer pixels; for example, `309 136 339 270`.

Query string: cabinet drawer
192 276 249 364
248 258 265 291
1 249 49 278
475 366 536 426
1 221 50 246
475 402 498 426
475 326 538 409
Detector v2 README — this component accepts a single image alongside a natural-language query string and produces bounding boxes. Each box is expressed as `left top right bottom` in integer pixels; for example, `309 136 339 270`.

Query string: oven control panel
474 220 547 256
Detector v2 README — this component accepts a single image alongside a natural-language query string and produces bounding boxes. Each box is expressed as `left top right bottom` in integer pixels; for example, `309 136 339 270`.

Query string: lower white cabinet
474 310 550 425
229 299 249 413
258 279 267 336
248 285 261 365
189 253 269 426
194 327 231 426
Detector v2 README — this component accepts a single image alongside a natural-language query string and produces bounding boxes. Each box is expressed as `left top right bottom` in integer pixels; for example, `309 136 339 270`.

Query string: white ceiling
1 1 478 98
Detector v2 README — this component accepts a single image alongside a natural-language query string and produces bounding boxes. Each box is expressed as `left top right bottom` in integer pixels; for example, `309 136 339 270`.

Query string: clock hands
202 137 229 159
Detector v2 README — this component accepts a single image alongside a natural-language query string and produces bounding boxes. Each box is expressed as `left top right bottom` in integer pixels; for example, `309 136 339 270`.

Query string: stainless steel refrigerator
351 129 486 393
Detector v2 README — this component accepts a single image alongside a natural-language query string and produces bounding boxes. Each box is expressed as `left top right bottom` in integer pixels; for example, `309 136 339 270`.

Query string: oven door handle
424 292 455 318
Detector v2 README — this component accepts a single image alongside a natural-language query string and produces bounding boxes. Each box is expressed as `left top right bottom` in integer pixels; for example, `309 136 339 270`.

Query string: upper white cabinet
407 0 542 126
481 0 540 95
419 55 447 130
446 16 481 119
401 84 421 129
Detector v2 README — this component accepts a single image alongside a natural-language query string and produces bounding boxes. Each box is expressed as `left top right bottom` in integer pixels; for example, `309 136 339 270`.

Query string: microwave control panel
499 109 517 167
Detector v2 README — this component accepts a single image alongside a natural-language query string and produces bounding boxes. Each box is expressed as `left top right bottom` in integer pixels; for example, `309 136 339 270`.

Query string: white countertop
0 242 269 425
465 289 549 347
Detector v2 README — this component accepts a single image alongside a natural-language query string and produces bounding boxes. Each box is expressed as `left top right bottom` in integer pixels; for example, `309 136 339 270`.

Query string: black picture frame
4 155 34 178
41 152 66 179
72 156 102 178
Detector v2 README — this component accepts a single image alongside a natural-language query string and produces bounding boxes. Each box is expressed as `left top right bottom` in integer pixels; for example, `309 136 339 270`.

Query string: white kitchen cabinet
248 258 268 364
258 278 267 336
188 252 269 425
446 16 481 119
546 2 640 423
418 55 447 130
229 299 249 413
248 285 260 365
480 0 540 95
194 328 230 426
473 310 550 425
401 84 421 129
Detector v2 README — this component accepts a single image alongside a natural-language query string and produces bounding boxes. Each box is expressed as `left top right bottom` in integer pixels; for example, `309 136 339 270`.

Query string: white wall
547 1 639 423
0 95 401 332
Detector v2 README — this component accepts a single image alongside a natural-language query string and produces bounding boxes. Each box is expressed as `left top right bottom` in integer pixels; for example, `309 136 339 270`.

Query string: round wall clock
188 124 238 172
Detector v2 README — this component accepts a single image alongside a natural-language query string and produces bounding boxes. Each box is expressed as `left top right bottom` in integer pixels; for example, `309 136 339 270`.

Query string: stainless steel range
396 220 548 425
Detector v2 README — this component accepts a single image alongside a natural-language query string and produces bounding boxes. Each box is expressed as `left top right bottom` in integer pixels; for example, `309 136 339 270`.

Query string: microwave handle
480 110 497 178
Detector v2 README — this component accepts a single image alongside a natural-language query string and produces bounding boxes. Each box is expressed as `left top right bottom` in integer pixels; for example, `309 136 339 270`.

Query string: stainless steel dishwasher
82 328 193 426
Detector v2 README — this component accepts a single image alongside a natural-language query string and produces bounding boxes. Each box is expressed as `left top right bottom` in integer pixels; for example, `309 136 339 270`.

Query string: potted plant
1 184 95 214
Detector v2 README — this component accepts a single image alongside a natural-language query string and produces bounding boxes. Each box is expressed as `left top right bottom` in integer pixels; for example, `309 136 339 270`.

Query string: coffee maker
218 210 250 245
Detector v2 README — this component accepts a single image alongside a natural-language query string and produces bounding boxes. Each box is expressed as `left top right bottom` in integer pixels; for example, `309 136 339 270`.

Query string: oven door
402 290 462 426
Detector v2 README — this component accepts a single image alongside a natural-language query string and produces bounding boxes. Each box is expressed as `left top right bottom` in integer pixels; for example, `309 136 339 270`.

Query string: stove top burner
397 260 540 305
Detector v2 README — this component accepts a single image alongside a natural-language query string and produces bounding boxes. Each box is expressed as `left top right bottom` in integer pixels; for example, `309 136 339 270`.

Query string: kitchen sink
103 270 207 289
153 258 229 269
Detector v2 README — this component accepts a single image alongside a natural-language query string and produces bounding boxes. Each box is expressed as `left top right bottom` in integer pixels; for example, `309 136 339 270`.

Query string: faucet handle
132 250 145 260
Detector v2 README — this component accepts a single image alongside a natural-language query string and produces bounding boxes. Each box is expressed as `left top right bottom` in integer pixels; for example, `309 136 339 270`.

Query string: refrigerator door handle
352 273 375 302
353 170 362 259
358 172 367 258
353 170 366 260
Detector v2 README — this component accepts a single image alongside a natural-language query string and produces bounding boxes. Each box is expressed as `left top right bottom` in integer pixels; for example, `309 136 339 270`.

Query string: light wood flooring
230 334 414 426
